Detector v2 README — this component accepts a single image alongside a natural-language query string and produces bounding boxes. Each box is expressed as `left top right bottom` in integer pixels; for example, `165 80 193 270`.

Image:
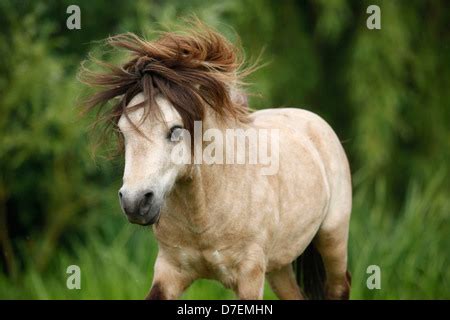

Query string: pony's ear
229 86 248 109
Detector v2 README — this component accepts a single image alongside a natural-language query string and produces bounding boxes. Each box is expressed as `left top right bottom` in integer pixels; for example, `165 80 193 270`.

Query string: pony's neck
165 111 250 234
164 164 222 234
202 106 249 131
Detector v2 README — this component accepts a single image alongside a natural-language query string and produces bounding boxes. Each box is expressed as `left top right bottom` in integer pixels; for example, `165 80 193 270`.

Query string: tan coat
145 104 351 299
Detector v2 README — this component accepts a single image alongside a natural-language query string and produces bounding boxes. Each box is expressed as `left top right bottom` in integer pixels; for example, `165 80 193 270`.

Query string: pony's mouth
126 206 161 226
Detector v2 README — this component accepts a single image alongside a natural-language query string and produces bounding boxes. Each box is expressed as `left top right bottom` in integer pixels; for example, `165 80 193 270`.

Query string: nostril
144 192 153 199
140 191 154 212
118 191 123 199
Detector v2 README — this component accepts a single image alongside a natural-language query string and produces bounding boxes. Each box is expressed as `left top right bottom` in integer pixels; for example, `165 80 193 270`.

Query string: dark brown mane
80 21 256 153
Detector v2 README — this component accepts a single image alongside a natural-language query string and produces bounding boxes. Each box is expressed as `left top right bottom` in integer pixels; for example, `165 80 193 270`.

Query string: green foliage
0 0 448 299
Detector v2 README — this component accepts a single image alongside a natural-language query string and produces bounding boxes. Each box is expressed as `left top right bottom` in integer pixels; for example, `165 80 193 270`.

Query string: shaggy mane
80 21 256 152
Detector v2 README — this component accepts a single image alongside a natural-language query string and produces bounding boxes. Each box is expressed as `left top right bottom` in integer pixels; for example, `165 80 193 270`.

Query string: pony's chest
175 247 238 285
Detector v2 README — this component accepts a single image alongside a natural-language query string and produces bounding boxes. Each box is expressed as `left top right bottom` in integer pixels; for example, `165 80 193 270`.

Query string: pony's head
81 23 253 225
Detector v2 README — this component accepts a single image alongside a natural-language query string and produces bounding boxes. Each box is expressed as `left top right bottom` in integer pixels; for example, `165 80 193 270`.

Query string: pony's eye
168 125 183 141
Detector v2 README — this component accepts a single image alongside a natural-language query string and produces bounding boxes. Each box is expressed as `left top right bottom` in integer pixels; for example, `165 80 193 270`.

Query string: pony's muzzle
118 189 160 225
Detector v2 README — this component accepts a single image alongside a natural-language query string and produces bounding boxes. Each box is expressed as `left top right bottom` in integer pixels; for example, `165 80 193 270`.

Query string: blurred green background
0 0 449 299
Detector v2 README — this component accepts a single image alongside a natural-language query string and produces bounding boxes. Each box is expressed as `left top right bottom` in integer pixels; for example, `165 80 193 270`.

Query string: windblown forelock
80 22 257 154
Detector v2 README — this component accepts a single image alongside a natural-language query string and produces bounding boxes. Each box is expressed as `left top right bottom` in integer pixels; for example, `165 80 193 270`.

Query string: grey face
117 93 188 226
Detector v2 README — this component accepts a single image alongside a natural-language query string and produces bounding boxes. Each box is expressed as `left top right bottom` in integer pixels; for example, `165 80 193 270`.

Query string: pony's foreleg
145 255 193 300
234 254 266 300
267 264 304 300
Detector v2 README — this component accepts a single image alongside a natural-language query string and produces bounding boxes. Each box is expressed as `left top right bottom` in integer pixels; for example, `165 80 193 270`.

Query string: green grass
0 174 448 300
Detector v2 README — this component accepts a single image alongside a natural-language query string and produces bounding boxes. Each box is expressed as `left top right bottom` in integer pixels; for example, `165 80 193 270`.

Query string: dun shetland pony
81 23 352 300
